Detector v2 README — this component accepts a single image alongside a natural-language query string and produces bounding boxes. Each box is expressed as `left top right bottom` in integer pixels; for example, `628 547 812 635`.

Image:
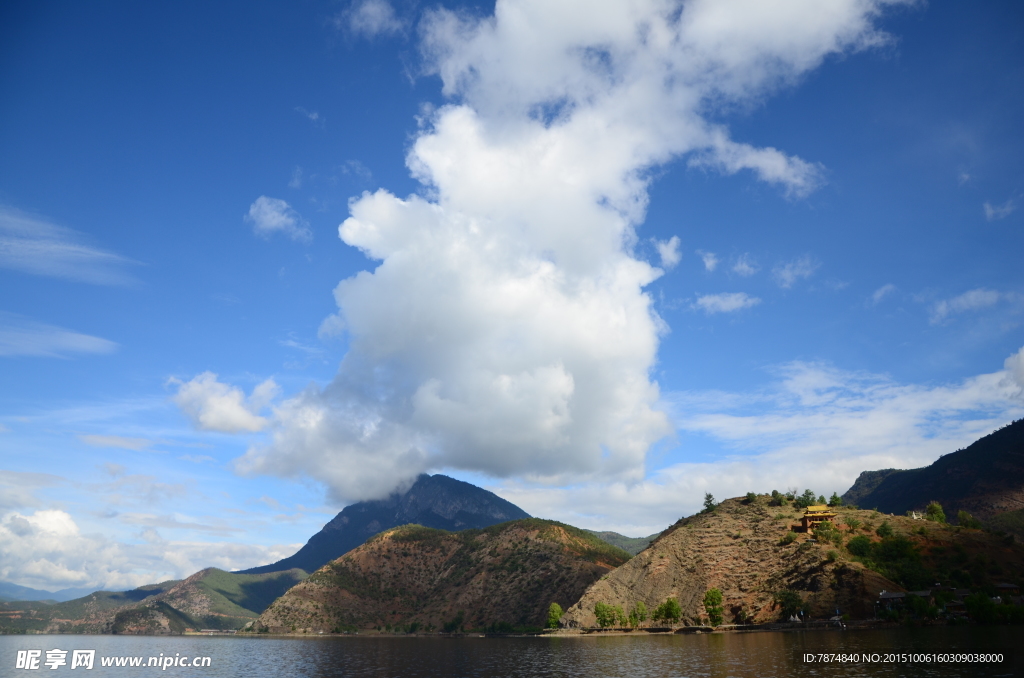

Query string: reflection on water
1 627 1020 678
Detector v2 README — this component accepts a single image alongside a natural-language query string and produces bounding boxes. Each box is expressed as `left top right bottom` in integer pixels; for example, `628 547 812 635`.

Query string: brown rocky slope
564 496 1024 627
563 497 901 627
253 519 631 633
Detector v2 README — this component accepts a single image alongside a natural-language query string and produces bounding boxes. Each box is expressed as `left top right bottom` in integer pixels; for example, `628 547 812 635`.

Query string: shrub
703 588 724 626
442 611 465 633
813 520 843 546
628 601 647 627
652 598 681 624
847 535 871 556
794 489 817 509
828 492 843 507
773 590 802 619
547 602 563 629
769 490 787 507
957 510 982 529
594 602 617 628
844 518 861 533
745 492 757 504
780 531 797 545
925 502 946 524
876 520 893 538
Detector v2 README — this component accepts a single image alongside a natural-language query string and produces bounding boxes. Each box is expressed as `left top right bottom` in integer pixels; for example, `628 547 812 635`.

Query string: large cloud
0 508 299 591
234 0 911 503
498 346 1024 535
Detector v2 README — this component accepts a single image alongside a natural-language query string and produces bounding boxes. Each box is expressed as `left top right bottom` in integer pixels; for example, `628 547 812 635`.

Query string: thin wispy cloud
0 313 118 358
871 283 896 305
78 435 153 451
983 199 1016 221
773 255 819 289
0 206 138 285
930 287 1002 324
294 107 322 124
245 197 312 243
732 253 758 276
693 292 761 315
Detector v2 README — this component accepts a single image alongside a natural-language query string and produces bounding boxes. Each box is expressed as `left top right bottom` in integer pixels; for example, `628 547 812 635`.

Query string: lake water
1 627 1020 678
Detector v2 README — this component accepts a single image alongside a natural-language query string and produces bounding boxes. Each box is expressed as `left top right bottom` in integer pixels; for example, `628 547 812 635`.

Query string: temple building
801 505 837 532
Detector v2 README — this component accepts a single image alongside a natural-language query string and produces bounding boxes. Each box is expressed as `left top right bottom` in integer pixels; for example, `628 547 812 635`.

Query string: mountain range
239 474 531 575
842 418 1024 538
253 519 631 633
2 420 1023 633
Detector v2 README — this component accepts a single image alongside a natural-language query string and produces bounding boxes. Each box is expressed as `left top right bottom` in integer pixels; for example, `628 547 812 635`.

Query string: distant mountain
0 569 306 634
252 519 631 633
841 419 1024 532
239 474 530 575
0 581 106 603
584 529 660 555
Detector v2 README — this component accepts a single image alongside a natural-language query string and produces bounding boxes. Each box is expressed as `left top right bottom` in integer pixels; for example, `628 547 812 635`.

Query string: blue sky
1 0 1022 591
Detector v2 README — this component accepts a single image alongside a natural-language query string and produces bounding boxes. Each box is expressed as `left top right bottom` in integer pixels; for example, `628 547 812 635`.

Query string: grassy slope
197 568 308 616
584 529 660 556
985 508 1024 541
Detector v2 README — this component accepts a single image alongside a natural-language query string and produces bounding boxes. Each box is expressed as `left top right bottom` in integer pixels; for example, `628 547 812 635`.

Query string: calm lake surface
1 628 1021 678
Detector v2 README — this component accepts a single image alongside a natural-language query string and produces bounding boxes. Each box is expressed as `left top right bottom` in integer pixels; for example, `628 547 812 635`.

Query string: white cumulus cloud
693 292 761 314
697 250 719 272
345 0 404 38
245 197 312 243
236 0 914 503
0 508 300 591
171 372 278 433
498 347 1024 533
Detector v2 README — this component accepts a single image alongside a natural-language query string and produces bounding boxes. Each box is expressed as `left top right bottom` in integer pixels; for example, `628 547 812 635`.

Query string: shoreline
226 619 898 639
